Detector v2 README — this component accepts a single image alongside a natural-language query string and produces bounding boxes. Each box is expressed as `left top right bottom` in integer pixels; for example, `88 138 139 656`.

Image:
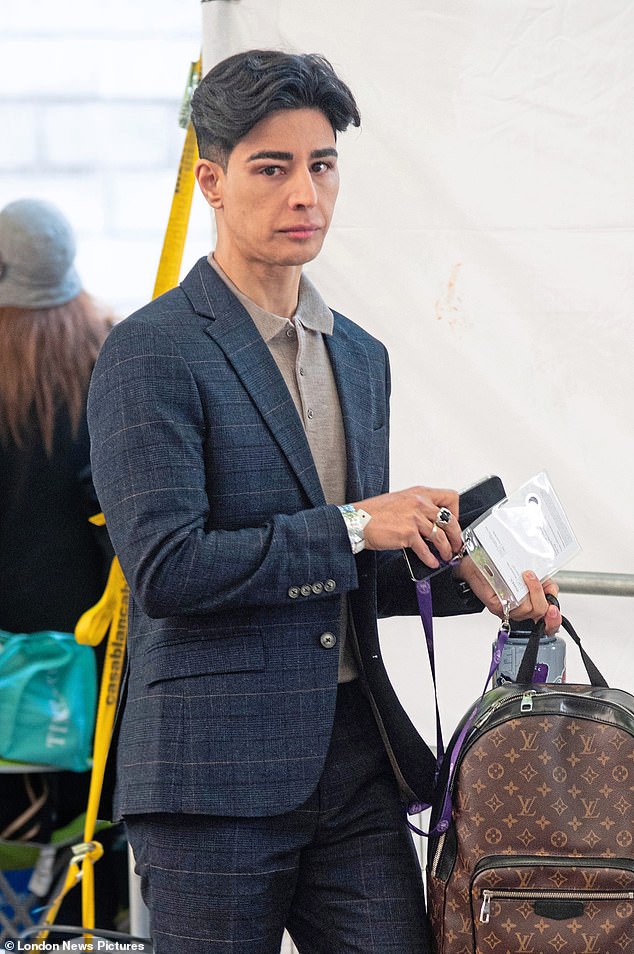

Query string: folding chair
0 761 111 944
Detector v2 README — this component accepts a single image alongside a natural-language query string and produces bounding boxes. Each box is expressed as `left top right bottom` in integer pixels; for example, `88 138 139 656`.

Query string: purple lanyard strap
408 578 510 838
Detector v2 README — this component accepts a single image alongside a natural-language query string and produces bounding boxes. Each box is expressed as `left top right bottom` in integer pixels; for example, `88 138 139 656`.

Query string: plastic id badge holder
462 471 580 609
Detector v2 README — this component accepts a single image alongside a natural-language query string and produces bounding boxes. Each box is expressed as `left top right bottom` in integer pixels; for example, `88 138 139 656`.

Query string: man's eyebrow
246 148 339 162
247 150 293 162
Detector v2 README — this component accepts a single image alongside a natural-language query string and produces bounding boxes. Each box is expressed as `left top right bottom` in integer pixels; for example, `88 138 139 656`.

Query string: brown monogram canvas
472 862 634 953
427 687 634 954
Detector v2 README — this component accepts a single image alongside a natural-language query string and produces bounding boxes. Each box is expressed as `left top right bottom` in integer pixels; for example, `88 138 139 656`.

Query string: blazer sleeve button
288 586 300 599
320 632 337 649
324 579 336 593
311 582 323 594
300 584 312 596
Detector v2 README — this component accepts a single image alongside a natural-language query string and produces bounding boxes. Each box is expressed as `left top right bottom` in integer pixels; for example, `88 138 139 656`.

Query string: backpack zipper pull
480 890 492 923
521 691 535 712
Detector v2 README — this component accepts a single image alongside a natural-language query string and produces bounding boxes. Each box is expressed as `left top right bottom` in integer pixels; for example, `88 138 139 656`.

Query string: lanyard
407 574 510 838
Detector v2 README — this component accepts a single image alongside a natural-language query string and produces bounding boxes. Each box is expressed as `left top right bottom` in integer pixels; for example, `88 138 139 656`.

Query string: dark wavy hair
191 50 361 168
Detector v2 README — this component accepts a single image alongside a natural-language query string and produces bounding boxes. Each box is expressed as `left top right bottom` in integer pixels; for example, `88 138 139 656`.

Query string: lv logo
581 870 600 890
580 798 601 819
579 734 597 755
517 795 537 816
517 869 535 889
458 912 471 934
520 730 540 751
514 933 536 953
580 935 601 953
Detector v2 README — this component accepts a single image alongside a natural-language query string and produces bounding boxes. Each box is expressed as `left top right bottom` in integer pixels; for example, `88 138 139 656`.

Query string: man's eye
312 161 333 173
261 166 283 177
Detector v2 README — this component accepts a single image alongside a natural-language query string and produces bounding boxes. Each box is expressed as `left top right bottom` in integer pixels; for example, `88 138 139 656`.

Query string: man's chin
276 244 325 268
273 232 326 265
277 252 320 267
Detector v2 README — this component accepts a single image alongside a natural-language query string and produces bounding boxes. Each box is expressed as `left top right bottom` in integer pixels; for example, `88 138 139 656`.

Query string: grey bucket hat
0 198 82 308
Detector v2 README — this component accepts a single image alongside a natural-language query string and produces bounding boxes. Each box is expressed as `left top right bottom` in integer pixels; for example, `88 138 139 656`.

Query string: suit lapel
181 259 326 508
326 320 373 504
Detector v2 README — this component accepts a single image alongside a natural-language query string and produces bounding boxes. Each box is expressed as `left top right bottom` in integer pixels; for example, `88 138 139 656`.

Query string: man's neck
212 252 302 319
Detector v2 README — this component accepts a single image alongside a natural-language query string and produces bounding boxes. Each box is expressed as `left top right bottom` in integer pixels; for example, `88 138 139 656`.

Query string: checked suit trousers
125 680 431 954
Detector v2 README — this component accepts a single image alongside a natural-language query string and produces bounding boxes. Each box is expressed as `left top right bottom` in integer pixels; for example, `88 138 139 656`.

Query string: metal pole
554 571 634 597
128 844 151 939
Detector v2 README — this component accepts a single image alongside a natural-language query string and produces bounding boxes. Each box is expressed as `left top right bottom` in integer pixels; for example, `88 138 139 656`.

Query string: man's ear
195 159 225 209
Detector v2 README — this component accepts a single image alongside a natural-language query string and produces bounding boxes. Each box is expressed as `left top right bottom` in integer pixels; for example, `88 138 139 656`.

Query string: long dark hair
0 292 113 456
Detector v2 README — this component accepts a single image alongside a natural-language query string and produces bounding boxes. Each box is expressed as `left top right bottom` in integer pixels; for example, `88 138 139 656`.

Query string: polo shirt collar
208 254 333 342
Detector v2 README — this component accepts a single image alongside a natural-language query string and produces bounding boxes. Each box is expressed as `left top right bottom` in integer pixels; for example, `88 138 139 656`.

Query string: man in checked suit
88 50 560 954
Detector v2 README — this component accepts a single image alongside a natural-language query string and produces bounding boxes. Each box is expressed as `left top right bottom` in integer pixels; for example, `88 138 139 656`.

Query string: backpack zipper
473 689 634 732
480 887 634 924
429 831 447 878
472 690 536 729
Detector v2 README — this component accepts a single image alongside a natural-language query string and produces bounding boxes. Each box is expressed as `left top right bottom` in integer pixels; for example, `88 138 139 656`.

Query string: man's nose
288 168 318 208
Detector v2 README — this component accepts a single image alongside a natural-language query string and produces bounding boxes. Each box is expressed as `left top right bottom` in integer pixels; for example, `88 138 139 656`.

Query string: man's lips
279 225 321 238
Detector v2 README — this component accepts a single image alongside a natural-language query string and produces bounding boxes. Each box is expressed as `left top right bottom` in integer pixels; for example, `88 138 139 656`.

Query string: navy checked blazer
87 258 480 820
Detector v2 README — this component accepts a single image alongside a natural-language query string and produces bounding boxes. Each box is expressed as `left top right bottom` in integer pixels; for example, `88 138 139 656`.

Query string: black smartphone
403 474 506 582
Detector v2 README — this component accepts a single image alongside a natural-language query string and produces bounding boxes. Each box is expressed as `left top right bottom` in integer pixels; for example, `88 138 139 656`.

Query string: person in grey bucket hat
0 196 127 933
0 197 82 308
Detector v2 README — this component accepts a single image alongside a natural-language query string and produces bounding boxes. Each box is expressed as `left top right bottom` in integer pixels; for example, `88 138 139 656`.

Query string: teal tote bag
0 630 96 772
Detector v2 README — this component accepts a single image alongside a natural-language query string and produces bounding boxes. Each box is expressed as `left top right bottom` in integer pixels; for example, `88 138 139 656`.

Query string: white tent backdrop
200 1 634 737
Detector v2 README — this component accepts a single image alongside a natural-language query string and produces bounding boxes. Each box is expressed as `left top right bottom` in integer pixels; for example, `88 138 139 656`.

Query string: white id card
462 471 580 608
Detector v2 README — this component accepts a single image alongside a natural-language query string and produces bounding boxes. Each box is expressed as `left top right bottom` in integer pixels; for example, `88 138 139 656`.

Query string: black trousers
125 680 430 954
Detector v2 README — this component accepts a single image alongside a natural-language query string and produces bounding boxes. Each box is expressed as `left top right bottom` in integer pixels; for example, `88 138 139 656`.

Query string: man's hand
354 486 462 568
454 557 562 635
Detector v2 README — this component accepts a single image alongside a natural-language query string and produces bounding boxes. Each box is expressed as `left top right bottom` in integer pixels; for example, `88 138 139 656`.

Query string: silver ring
435 507 452 527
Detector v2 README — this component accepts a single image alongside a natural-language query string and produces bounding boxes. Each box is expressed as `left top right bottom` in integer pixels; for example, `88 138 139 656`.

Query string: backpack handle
515 595 608 687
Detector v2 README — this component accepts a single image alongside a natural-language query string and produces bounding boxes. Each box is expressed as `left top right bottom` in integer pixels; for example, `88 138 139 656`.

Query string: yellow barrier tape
36 841 104 945
75 554 126 648
153 56 202 299
37 564 127 941
39 55 201 941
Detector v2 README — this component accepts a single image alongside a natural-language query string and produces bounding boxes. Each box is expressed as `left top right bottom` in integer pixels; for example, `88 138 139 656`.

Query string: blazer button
311 582 323 594
288 586 300 599
320 632 337 649
300 584 312 597
324 579 336 593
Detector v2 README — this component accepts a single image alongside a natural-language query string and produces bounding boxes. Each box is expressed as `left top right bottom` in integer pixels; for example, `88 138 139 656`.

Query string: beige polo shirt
208 254 359 682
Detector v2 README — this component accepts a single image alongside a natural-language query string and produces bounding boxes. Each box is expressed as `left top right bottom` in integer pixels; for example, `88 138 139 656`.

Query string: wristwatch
338 504 372 554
